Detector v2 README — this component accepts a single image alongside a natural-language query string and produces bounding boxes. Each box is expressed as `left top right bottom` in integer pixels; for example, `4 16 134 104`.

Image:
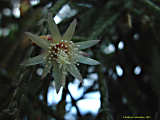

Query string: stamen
46 40 79 66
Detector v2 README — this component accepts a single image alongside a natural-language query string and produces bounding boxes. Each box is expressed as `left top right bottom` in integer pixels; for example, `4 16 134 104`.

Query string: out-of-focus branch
67 86 82 117
141 0 160 12
95 65 113 120
37 99 64 120
50 0 68 15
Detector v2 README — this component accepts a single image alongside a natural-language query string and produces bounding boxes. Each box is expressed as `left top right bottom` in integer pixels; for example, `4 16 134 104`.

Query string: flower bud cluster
45 40 79 66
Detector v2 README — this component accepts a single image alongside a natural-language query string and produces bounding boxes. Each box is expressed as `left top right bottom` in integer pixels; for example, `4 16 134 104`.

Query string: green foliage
0 0 160 120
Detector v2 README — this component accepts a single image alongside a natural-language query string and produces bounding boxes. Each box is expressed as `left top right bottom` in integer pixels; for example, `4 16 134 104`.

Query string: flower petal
62 19 77 41
52 63 66 93
75 40 100 50
41 64 52 79
48 13 61 43
25 32 50 49
67 64 83 82
21 54 46 66
77 55 100 65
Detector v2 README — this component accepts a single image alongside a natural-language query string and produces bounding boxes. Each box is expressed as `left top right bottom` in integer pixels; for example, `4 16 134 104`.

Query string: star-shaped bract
22 14 100 93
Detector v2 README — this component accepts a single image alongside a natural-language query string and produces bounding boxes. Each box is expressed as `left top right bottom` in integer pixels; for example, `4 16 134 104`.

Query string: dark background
0 0 160 120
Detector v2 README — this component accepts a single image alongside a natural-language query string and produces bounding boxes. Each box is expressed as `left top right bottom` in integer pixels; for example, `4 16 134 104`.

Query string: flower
21 14 100 93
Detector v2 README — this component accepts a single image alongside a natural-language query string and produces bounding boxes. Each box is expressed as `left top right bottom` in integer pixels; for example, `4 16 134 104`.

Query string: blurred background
0 0 160 120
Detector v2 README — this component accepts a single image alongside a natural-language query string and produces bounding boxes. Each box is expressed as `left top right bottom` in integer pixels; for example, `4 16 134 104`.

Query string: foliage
0 0 160 120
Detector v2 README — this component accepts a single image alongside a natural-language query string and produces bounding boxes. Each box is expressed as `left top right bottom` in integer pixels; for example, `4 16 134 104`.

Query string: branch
142 0 160 12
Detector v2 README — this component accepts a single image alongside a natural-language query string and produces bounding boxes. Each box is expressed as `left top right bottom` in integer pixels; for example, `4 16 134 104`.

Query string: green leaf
75 40 100 49
48 13 61 43
77 55 100 65
52 63 66 93
21 54 46 66
25 32 50 49
41 64 52 79
62 19 77 41
67 64 83 82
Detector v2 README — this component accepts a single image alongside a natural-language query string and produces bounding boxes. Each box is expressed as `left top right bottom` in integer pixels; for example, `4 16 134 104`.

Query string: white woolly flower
21 14 100 93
